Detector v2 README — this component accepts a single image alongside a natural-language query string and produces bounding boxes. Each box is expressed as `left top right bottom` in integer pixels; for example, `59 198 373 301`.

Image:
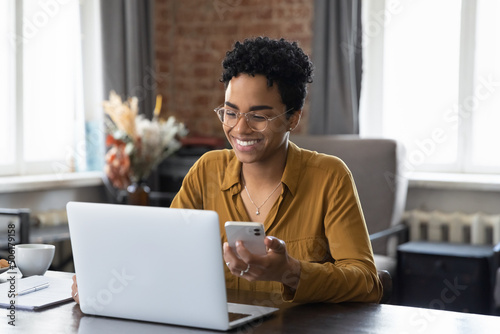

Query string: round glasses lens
222 109 238 127
247 114 268 131
216 108 273 131
216 109 226 123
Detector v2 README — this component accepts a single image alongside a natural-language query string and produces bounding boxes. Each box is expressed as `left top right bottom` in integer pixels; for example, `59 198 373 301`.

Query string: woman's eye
225 110 237 118
250 114 267 122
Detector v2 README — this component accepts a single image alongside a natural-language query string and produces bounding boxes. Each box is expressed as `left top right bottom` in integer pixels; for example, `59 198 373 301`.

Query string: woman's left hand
71 275 80 304
223 236 301 289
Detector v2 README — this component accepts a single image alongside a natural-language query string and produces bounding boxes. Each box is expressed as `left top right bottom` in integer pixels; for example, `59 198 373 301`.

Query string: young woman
169 37 382 303
73 37 382 304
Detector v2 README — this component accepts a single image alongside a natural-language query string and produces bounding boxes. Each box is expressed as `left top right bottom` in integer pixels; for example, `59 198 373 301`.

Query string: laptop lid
67 202 277 331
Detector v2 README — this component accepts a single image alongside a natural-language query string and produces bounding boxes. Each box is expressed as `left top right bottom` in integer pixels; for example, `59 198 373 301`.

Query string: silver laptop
66 202 278 331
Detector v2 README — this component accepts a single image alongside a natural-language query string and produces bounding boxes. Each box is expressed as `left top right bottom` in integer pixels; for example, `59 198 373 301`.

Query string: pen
16 282 50 296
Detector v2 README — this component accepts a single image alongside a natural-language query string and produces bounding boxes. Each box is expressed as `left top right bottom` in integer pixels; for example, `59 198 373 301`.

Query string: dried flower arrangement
103 91 187 189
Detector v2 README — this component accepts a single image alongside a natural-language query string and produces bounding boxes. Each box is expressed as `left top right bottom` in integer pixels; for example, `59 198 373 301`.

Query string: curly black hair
221 37 314 116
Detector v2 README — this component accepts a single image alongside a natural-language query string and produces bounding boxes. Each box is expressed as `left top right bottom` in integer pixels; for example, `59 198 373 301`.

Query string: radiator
402 209 500 245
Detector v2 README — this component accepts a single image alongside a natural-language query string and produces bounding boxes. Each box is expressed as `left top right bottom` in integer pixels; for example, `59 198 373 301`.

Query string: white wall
406 186 500 215
0 185 107 213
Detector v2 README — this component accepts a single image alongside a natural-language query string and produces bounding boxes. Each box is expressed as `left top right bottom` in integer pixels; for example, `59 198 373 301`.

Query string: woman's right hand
72 275 80 304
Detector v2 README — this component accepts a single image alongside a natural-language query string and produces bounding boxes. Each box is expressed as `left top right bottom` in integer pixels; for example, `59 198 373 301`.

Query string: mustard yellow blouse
170 141 383 303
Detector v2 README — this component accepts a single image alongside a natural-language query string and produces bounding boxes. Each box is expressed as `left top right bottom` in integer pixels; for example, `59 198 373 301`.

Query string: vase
127 179 150 206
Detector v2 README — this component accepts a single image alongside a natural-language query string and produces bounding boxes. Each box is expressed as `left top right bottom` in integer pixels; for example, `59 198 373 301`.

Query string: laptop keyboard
228 312 252 322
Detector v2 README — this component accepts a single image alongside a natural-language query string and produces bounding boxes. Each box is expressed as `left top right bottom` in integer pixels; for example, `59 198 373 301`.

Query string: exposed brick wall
153 0 314 139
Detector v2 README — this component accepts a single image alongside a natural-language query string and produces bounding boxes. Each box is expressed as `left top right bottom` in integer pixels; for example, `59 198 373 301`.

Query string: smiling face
222 74 301 166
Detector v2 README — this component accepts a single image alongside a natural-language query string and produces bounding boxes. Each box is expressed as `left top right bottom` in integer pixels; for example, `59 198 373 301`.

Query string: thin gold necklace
244 182 281 215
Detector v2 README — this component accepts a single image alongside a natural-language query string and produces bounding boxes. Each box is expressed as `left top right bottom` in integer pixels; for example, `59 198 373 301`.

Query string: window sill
0 171 104 194
2 171 499 194
408 172 500 192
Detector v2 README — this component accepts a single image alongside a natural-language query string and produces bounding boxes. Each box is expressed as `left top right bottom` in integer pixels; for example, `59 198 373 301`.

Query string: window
360 0 500 174
0 0 103 177
0 1 15 174
470 0 500 170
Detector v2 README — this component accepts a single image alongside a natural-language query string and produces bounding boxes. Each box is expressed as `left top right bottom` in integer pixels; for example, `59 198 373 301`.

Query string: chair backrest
290 135 408 255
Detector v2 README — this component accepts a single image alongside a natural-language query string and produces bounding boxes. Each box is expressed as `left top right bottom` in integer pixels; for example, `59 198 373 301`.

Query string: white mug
14 244 55 277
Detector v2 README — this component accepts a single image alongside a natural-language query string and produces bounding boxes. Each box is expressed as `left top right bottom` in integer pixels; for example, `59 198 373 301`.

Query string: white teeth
236 139 258 146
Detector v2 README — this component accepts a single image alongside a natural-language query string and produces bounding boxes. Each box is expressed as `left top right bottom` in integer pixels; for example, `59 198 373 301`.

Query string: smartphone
224 221 267 256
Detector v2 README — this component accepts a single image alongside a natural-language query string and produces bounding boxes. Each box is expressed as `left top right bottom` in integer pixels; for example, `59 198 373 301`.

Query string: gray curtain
100 0 155 119
309 0 362 134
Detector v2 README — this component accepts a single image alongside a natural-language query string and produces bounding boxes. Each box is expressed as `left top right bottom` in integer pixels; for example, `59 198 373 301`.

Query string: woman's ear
289 110 302 131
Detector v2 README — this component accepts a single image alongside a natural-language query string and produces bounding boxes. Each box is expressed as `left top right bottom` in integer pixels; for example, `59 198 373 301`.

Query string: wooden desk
2 271 500 333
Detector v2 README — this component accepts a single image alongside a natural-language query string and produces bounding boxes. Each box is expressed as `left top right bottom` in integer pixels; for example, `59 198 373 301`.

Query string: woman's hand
71 275 80 304
223 236 301 290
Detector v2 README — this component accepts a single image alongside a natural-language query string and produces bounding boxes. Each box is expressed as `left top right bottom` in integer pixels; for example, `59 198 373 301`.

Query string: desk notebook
0 275 73 310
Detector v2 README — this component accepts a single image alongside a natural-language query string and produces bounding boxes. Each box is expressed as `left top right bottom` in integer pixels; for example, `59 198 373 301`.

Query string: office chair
290 135 409 278
378 269 393 304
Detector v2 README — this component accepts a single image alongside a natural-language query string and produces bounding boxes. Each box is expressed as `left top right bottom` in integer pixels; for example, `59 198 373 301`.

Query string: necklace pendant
243 182 280 218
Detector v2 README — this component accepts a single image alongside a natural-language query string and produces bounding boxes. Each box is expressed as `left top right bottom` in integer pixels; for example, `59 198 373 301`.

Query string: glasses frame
214 106 293 132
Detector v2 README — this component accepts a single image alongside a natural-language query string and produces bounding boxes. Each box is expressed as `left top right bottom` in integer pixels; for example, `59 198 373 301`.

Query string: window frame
1 0 104 178
360 0 499 175
0 0 19 176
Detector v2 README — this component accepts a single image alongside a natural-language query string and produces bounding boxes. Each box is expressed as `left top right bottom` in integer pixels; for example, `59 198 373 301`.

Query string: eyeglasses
214 106 291 132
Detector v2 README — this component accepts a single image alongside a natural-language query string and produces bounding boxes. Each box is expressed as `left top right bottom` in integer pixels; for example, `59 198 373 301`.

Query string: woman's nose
233 114 253 133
